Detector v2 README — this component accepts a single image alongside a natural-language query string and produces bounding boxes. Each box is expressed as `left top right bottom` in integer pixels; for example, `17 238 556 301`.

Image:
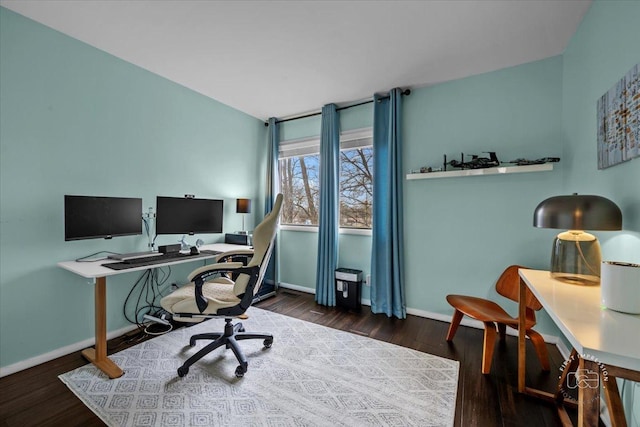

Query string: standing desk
518 269 640 427
58 243 246 379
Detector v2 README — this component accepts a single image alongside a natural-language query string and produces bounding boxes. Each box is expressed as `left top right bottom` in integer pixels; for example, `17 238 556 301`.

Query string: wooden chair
445 265 550 375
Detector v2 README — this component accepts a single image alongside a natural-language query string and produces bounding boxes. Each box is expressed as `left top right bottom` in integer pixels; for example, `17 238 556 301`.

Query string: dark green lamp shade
533 194 622 231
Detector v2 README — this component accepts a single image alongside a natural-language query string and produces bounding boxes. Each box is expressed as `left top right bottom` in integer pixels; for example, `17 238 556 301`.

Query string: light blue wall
278 57 564 336
0 8 266 368
403 57 564 334
561 0 640 259
561 2 640 424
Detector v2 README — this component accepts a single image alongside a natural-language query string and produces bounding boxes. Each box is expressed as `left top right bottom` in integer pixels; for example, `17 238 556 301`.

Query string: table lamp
533 193 622 285
236 198 251 234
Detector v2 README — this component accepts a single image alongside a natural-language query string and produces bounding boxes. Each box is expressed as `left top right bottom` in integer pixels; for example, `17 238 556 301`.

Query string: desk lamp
533 194 622 285
236 198 251 234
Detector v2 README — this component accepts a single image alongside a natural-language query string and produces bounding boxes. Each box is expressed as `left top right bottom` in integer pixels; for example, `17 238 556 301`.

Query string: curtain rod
264 89 411 127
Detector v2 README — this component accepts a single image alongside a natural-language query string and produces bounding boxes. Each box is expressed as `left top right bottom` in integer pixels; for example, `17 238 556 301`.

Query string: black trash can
335 268 363 310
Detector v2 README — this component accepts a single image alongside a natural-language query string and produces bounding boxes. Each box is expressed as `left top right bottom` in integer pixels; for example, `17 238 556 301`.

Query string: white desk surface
519 268 640 372
58 243 250 279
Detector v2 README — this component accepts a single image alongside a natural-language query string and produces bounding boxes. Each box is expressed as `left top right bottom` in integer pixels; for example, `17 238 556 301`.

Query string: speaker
225 233 250 245
159 244 181 254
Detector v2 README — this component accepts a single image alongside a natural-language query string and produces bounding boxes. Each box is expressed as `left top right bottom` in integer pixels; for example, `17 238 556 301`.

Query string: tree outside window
278 143 373 229
339 147 372 228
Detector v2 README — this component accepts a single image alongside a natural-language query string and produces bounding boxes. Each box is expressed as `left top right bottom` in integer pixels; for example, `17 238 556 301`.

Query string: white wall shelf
406 163 554 180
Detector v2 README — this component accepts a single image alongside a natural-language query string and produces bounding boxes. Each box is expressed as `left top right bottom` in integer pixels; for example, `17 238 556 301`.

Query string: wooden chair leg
527 329 550 372
446 309 464 341
482 322 497 375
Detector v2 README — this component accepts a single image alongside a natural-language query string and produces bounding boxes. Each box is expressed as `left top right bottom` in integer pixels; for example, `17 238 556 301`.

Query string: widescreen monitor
155 196 223 235
64 195 142 241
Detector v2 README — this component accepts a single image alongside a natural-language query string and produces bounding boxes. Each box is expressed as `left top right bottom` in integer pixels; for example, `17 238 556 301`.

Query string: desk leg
603 375 627 427
578 357 600 427
518 278 527 393
80 276 124 379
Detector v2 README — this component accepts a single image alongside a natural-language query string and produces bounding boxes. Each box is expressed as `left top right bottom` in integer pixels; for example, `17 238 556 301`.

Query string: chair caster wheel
235 366 246 378
264 338 273 348
177 366 189 377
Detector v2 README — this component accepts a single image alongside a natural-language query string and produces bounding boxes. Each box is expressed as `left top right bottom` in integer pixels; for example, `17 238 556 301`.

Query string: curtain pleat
370 89 406 318
315 104 340 306
263 117 279 286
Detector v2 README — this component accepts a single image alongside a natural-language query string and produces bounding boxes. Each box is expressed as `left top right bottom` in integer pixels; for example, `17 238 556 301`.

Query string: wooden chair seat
445 295 535 329
445 265 550 375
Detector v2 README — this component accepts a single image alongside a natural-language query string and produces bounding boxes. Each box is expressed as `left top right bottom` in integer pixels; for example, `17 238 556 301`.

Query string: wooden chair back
496 265 543 312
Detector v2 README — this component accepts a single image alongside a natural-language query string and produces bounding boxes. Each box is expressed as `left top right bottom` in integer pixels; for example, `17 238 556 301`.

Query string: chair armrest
188 262 245 282
188 262 260 313
216 248 254 258
216 248 254 264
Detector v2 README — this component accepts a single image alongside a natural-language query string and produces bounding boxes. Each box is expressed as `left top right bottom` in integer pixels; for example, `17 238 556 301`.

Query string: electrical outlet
365 274 371 286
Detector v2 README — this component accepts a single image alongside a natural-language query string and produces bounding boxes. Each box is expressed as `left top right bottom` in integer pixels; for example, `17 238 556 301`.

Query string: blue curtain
315 104 340 306
371 89 406 318
263 117 279 286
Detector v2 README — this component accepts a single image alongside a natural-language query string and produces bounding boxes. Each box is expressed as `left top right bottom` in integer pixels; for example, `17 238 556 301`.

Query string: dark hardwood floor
1 289 576 426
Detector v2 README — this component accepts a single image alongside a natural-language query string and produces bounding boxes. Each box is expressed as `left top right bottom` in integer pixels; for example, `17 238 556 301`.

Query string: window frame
278 127 373 234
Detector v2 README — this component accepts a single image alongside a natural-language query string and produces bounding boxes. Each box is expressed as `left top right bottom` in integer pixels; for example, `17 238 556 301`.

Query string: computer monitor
155 196 223 235
64 195 142 241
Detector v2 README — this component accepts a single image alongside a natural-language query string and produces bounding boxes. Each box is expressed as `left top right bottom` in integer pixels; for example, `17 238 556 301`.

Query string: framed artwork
597 63 639 169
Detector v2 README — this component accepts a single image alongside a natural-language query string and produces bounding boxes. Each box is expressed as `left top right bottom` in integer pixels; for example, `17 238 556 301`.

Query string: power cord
123 266 174 337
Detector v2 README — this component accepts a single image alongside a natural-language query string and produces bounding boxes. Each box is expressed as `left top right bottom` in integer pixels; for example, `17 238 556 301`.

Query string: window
278 128 373 229
339 146 373 228
278 154 320 226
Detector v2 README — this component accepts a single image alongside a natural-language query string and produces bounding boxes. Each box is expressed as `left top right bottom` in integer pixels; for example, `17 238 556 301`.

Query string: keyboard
103 250 221 270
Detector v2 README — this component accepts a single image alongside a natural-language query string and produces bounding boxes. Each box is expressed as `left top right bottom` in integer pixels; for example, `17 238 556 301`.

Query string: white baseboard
278 282 563 346
279 282 315 294
0 324 139 378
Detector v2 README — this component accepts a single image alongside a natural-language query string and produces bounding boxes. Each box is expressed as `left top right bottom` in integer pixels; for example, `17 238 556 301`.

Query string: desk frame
59 244 245 378
518 269 640 427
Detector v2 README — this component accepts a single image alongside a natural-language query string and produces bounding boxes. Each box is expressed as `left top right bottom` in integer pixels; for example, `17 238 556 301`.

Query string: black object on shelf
225 233 251 246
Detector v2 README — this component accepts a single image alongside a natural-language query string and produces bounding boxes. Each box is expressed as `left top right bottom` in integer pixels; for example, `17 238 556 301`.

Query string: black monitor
155 196 223 235
64 195 142 241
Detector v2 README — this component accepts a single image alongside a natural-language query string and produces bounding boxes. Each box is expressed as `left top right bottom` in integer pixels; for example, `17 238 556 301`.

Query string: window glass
278 128 372 228
278 155 320 226
339 147 373 228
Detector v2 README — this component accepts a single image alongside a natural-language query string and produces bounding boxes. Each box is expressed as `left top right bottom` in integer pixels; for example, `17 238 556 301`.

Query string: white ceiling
1 0 591 121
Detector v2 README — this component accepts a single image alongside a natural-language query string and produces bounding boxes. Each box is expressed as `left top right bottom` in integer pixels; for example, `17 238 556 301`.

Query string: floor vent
309 310 325 316
349 329 370 337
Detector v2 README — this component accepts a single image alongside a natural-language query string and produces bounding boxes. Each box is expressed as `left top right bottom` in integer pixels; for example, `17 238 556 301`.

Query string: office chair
445 265 550 375
161 194 283 378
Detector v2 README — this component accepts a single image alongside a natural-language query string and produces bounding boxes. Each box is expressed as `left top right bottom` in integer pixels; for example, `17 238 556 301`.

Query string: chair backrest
233 194 283 297
496 264 543 312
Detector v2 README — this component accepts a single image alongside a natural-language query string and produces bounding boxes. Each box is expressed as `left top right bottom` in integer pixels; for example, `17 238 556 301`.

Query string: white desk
518 269 640 427
58 243 248 378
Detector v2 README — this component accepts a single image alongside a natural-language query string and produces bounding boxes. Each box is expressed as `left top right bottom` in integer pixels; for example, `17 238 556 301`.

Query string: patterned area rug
60 307 459 426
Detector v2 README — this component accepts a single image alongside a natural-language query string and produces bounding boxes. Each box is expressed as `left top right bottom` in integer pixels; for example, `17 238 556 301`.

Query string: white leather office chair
161 194 283 378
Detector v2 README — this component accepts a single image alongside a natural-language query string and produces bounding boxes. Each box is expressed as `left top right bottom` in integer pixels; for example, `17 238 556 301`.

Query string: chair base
177 318 273 378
